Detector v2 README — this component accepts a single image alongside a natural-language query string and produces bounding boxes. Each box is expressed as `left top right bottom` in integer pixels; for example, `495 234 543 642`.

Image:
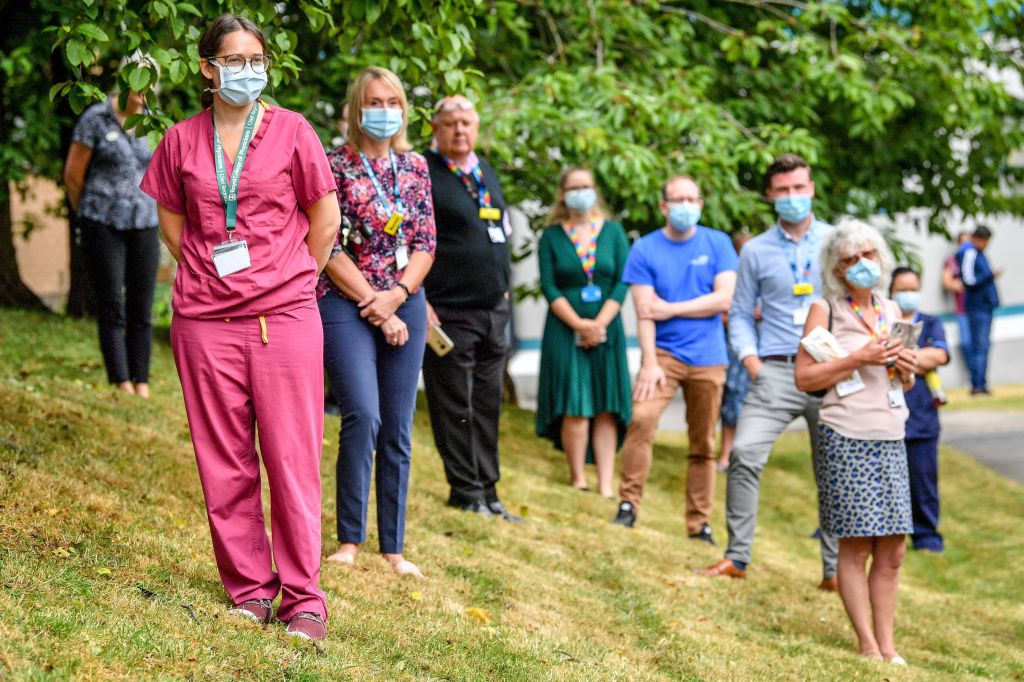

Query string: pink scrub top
140 105 337 319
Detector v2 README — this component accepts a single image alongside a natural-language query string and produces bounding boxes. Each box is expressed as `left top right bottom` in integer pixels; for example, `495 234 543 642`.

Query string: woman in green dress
536 166 632 497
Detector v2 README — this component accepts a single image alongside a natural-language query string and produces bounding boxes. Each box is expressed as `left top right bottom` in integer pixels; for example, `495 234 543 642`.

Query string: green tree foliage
2 1 1022 308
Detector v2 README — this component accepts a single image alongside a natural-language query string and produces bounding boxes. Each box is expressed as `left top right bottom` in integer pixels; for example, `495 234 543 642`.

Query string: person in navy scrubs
890 266 950 551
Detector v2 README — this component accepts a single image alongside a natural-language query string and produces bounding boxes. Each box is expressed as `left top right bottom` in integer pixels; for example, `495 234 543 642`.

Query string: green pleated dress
535 220 633 450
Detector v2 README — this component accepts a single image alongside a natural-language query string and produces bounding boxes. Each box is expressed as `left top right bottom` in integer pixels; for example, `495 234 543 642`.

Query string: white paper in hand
800 326 865 397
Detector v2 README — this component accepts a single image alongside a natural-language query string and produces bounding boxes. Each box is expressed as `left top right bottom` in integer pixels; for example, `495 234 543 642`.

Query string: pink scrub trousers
170 303 327 622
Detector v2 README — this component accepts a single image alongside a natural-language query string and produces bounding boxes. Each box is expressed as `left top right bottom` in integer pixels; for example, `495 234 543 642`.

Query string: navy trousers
905 436 943 551
965 309 993 391
320 289 427 554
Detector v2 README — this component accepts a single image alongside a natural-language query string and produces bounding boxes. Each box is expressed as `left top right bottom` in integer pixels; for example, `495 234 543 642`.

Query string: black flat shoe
689 523 716 546
611 501 636 528
487 500 526 523
448 500 496 517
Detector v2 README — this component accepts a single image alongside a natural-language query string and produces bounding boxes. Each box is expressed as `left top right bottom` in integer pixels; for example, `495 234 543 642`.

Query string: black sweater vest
422 150 511 309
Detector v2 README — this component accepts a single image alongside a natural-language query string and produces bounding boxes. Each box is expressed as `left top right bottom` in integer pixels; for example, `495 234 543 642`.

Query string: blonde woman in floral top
317 66 435 578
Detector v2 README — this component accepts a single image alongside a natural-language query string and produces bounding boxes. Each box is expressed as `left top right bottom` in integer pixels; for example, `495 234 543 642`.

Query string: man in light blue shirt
702 154 839 588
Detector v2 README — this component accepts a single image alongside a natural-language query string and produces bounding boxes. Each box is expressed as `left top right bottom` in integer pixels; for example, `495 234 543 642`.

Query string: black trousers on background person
80 217 160 385
422 298 511 507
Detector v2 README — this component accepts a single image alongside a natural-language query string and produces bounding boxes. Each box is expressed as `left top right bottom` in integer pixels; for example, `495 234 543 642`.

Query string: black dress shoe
689 523 716 546
611 501 636 527
448 500 496 517
487 500 525 523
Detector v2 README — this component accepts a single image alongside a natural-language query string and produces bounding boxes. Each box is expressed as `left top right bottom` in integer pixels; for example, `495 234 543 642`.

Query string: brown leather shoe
818 577 838 592
700 558 746 579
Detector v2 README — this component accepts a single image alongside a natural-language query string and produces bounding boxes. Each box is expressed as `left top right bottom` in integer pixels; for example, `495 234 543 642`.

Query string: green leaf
65 39 90 67
48 81 71 102
75 23 109 42
128 66 151 92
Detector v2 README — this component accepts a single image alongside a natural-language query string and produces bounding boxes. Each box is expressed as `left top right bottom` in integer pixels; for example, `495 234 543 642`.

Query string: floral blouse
316 144 436 300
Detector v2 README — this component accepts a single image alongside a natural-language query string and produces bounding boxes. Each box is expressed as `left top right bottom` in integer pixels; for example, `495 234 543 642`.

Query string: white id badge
792 305 809 326
888 387 907 408
835 370 866 398
395 245 409 270
212 239 251 278
487 225 507 243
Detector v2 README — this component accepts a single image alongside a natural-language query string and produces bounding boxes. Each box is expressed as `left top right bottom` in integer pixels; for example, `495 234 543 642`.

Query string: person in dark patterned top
317 66 436 579
64 70 160 397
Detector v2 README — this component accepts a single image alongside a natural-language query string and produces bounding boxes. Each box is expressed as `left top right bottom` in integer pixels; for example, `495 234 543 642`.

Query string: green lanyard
213 103 260 235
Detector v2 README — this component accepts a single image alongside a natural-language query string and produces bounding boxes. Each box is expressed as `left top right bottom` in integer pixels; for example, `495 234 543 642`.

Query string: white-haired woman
794 219 917 665
316 66 435 577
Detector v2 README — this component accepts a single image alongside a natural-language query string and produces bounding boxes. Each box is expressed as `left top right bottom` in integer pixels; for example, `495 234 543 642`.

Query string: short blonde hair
820 217 895 301
346 66 411 153
546 165 611 226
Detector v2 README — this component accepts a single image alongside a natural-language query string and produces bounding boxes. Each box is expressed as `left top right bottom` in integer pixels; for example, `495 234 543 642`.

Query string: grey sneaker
286 611 327 641
228 598 273 625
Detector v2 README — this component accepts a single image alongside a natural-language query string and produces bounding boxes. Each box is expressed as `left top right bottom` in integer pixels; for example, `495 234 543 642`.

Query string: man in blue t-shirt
956 225 1001 394
612 175 738 544
890 267 950 551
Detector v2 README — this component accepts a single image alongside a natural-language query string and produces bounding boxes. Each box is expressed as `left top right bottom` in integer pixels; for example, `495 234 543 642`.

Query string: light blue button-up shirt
729 218 834 360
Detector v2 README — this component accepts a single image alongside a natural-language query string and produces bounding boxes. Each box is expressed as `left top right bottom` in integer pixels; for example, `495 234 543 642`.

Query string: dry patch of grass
2 310 1023 680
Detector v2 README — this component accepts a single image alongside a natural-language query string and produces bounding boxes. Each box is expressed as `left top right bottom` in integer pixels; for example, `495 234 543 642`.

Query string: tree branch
537 8 566 64
658 5 741 37
586 0 604 69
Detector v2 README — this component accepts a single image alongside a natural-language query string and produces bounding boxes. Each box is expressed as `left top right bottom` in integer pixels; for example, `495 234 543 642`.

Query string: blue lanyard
777 225 815 285
359 150 404 216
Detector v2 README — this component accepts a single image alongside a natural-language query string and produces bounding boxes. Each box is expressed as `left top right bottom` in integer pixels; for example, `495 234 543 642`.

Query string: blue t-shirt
905 312 949 440
623 226 739 366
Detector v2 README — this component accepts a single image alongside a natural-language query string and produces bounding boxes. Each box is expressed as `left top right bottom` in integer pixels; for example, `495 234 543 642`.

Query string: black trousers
422 298 510 506
80 218 160 384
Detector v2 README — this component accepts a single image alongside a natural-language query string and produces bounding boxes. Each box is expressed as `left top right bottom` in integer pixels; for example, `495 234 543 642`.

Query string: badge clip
384 212 404 236
793 282 814 296
479 207 501 221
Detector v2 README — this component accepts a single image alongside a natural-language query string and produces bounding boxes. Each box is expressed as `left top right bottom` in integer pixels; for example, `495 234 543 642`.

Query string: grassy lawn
2 309 1023 681
944 383 1024 411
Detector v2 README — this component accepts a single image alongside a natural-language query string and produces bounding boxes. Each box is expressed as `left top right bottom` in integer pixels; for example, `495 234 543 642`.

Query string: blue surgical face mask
893 291 921 313
361 107 404 140
668 202 701 231
212 63 267 107
774 195 812 224
564 188 597 214
844 257 882 290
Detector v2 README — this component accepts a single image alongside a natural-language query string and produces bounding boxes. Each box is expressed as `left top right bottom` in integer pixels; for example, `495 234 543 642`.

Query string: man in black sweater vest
422 95 523 522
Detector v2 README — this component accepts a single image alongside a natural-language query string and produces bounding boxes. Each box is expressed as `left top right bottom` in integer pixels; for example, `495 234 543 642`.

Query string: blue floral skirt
816 424 913 538
720 346 751 427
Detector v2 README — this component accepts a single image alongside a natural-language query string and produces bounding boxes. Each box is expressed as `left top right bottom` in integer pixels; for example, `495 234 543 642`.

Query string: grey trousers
723 360 839 578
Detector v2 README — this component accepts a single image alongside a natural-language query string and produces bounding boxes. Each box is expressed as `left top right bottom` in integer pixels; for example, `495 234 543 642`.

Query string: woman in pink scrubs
140 14 339 643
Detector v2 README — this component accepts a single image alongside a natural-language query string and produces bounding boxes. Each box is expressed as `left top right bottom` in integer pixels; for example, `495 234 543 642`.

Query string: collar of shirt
775 217 818 244
456 151 480 174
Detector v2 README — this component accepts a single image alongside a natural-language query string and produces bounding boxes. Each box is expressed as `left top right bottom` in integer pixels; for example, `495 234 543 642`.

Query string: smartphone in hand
427 322 454 357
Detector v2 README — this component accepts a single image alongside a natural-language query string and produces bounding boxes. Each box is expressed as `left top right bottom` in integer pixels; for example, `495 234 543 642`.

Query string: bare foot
598 487 614 499
862 651 883 661
115 381 135 395
326 543 358 565
133 382 150 398
383 553 423 579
